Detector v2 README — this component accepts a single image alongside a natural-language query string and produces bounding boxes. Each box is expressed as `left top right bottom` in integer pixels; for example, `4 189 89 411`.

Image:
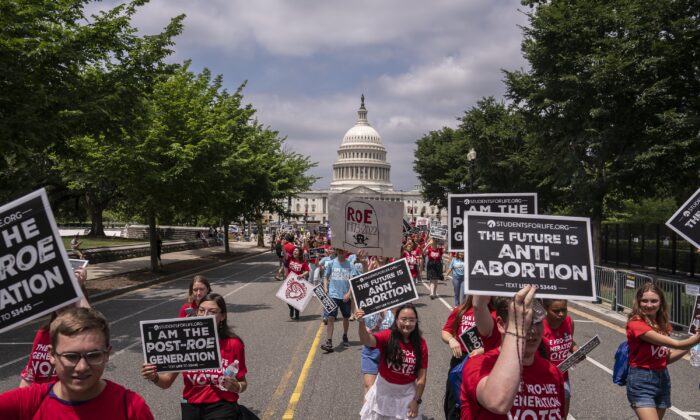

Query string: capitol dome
330 95 393 192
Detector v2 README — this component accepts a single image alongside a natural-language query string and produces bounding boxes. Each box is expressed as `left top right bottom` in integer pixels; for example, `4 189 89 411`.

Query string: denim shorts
626 367 671 409
323 298 351 319
361 345 380 374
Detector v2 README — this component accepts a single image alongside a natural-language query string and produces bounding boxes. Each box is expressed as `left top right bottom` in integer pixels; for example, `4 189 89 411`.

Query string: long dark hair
200 293 240 341
451 295 474 334
385 303 423 375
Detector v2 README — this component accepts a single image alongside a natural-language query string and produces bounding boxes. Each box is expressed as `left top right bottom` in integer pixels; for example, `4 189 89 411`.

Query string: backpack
275 242 283 257
448 354 470 409
613 341 629 386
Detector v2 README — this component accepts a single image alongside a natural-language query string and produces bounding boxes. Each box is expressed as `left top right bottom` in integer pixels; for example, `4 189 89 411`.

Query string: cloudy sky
93 0 530 191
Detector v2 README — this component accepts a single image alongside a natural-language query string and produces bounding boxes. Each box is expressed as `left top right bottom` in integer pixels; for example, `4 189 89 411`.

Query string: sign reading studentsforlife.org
464 212 596 301
665 187 700 249
0 188 83 334
350 258 418 317
140 316 221 373
448 193 538 252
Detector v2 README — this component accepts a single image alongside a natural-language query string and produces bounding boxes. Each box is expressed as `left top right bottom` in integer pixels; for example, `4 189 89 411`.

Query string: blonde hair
629 283 669 335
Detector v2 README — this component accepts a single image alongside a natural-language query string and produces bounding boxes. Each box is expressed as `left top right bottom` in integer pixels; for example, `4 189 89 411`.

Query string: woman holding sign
425 239 444 299
286 247 309 320
625 283 700 420
179 275 212 318
142 293 249 420
356 303 428 420
542 299 578 419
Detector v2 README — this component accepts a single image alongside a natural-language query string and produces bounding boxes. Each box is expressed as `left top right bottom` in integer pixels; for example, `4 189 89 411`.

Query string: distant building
267 96 446 227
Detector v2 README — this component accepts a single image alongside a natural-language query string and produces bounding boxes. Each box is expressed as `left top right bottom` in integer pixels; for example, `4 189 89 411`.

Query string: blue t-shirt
449 258 465 276
325 257 363 299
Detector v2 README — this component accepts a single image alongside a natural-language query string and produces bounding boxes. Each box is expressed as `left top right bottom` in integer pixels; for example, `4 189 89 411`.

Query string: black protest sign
140 316 221 373
558 335 600 372
430 226 447 240
308 247 325 260
403 219 412 233
313 284 338 313
464 212 596 301
350 259 418 317
448 193 538 252
0 189 83 334
689 295 700 335
459 325 483 353
666 187 700 249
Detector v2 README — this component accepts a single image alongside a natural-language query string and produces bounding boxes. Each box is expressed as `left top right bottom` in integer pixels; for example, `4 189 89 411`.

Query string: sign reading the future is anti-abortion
350 259 418 317
666 187 700 249
140 316 221 373
0 189 83 334
448 193 537 252
464 212 596 301
328 193 403 258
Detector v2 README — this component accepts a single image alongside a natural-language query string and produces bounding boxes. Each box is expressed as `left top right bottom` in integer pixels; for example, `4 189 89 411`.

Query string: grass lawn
61 236 149 250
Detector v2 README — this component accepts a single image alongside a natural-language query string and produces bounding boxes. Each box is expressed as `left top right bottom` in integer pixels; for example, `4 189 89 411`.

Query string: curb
90 248 271 303
569 300 629 328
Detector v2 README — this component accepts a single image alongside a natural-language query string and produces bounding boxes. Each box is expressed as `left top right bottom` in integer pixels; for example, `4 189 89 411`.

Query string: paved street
1 252 698 419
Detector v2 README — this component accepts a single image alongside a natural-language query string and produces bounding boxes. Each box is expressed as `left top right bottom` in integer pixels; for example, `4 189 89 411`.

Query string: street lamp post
467 148 477 192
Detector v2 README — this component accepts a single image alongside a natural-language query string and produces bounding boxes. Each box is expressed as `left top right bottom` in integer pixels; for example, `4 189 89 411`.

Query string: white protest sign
328 193 403 258
276 273 315 312
0 188 83 333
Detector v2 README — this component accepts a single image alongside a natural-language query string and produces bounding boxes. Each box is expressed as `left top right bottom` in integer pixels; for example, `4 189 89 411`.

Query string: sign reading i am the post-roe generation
140 316 221 373
0 188 83 334
464 212 596 301
448 193 537 252
665 187 700 249
350 259 418 317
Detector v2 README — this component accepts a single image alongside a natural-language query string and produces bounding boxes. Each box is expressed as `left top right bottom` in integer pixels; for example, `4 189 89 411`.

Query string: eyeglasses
398 318 418 324
198 308 221 315
54 350 109 367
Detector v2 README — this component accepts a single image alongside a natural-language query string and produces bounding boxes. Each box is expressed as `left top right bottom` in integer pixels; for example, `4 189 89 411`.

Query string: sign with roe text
448 193 537 253
0 188 83 334
140 316 221 373
464 212 596 301
665 187 700 249
350 258 418 317
328 193 403 259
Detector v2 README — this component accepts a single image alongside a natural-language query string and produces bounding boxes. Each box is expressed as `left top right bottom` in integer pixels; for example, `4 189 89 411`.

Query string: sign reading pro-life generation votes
464 212 596 301
666 187 700 249
0 188 83 333
350 259 418 317
140 316 221 373
448 193 537 252
328 193 404 259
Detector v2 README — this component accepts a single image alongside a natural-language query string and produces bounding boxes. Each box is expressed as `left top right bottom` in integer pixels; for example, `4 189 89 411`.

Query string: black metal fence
601 223 699 277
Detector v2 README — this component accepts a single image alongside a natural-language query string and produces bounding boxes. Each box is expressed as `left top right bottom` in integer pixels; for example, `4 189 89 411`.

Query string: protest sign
665 187 700 249
276 273 315 312
558 335 600 373
0 188 83 334
459 325 483 353
140 316 221 373
464 212 596 301
416 217 430 228
689 294 700 335
350 259 418 317
69 259 89 271
307 247 325 260
313 284 338 313
403 219 412 233
328 193 403 258
430 225 447 240
448 193 538 252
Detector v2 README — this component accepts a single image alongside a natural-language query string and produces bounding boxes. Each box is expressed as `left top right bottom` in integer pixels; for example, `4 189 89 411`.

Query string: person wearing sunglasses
460 286 565 419
142 293 249 420
0 307 154 419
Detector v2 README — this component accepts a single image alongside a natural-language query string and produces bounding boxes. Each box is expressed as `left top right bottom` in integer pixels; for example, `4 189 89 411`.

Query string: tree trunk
148 213 159 273
88 204 106 237
223 222 230 255
257 217 265 247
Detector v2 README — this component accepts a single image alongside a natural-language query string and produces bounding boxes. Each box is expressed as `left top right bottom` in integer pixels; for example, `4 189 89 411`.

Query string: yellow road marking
281 323 325 420
568 306 626 335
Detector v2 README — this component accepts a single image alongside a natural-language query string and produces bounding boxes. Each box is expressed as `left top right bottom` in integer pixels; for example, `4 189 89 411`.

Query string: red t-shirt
0 380 154 420
288 259 309 276
21 328 56 384
461 350 565 420
179 302 198 318
373 329 428 385
626 318 671 370
443 307 476 354
542 316 575 380
403 252 418 279
480 311 502 352
182 337 247 404
427 246 443 262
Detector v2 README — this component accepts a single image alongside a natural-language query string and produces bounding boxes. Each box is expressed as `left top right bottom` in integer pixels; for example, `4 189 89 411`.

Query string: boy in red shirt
0 307 153 419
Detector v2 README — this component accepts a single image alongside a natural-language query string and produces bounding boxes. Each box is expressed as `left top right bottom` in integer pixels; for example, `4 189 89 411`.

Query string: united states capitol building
268 96 447 226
